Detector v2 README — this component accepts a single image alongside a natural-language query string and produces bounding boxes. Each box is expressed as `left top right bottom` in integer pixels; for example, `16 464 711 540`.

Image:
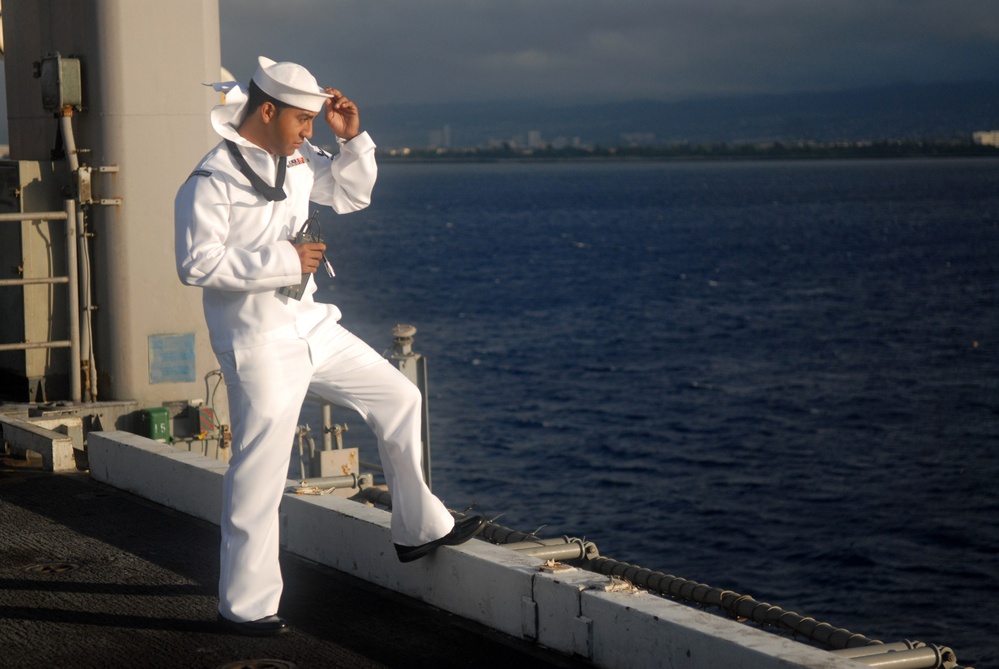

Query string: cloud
219 0 999 106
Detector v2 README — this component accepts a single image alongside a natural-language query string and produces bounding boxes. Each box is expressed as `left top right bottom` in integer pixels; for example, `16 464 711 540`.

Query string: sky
219 0 999 108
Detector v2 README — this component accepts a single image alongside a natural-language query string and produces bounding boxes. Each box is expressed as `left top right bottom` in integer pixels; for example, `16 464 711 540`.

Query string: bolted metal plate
24 562 79 574
218 661 297 669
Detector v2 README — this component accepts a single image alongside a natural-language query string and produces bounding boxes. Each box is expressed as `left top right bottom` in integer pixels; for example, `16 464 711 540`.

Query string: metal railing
0 200 81 402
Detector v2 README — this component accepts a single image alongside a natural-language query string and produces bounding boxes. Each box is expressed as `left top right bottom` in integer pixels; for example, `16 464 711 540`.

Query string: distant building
550 136 584 150
527 130 544 148
621 132 656 147
427 125 452 149
972 130 999 147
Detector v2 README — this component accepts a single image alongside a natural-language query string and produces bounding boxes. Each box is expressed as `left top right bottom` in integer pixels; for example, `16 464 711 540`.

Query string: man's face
263 104 317 156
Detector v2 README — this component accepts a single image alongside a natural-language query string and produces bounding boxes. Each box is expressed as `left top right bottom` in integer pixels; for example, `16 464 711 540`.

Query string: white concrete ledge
585 589 856 669
1 414 80 471
281 492 540 638
86 431 864 669
88 431 227 523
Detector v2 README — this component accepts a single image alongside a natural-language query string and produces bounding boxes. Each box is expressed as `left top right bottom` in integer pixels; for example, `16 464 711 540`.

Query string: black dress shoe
217 613 289 636
394 515 486 563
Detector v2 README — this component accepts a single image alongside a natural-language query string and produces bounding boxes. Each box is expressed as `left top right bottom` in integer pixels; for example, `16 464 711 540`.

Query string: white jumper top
174 85 377 353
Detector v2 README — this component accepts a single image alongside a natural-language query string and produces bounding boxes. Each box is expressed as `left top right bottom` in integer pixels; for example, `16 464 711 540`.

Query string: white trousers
215 321 455 622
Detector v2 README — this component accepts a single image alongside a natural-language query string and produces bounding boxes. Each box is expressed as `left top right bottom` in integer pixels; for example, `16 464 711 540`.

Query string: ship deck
0 454 589 669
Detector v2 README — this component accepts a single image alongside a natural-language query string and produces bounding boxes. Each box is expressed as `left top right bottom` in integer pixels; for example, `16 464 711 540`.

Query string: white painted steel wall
88 431 865 669
3 0 224 416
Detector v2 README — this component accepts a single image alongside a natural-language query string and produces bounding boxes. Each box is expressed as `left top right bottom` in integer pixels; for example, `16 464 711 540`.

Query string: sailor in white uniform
174 57 483 636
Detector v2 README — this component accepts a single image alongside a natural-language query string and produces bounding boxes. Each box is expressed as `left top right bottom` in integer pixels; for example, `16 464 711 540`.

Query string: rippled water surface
309 158 999 667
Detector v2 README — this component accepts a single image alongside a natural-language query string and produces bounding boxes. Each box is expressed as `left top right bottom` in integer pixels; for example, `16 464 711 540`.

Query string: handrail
0 277 71 286
0 210 68 222
0 201 81 402
0 341 72 352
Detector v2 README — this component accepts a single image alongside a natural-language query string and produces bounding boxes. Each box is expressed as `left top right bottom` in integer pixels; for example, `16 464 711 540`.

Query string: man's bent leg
307 325 455 547
217 339 311 621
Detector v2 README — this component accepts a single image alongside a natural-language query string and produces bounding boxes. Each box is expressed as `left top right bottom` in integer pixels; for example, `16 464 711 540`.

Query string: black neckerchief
225 140 287 201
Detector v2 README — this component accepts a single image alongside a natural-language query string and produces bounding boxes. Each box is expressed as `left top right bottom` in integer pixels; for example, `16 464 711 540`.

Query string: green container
140 407 171 443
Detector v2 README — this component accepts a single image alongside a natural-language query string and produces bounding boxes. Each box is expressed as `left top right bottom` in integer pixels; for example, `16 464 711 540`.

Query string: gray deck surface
0 453 591 669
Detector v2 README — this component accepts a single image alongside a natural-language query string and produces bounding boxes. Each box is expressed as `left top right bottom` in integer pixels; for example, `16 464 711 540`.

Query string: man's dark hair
245 80 289 115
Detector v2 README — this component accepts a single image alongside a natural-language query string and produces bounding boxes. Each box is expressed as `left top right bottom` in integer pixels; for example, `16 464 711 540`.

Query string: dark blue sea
310 158 999 668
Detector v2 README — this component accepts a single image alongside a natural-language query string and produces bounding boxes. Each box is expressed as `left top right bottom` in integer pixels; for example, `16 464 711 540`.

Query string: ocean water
310 158 999 667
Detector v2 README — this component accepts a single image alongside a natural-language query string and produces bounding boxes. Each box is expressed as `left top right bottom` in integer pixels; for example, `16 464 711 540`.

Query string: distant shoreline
376 141 999 163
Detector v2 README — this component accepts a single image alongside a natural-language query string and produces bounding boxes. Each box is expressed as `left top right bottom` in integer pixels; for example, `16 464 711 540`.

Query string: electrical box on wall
36 54 82 112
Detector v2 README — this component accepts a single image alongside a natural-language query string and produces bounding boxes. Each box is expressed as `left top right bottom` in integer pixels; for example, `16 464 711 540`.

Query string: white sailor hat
251 56 332 112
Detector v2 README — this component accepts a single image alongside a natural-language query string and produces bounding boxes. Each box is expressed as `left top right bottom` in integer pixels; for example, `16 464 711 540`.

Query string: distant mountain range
363 82 999 149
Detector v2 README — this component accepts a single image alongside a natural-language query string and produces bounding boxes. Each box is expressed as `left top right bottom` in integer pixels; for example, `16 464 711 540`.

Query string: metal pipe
0 277 70 286
296 429 307 480
305 431 317 474
832 642 918 659
416 354 431 489
60 110 97 401
843 645 954 669
359 486 392 509
513 545 584 560
296 474 364 490
321 402 333 451
0 341 72 352
505 537 597 560
360 460 384 474
0 211 69 222
64 199 81 403
77 225 96 400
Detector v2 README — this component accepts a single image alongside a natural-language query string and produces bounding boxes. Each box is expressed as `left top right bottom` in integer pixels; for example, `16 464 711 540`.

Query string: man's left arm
309 88 378 212
309 133 377 212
